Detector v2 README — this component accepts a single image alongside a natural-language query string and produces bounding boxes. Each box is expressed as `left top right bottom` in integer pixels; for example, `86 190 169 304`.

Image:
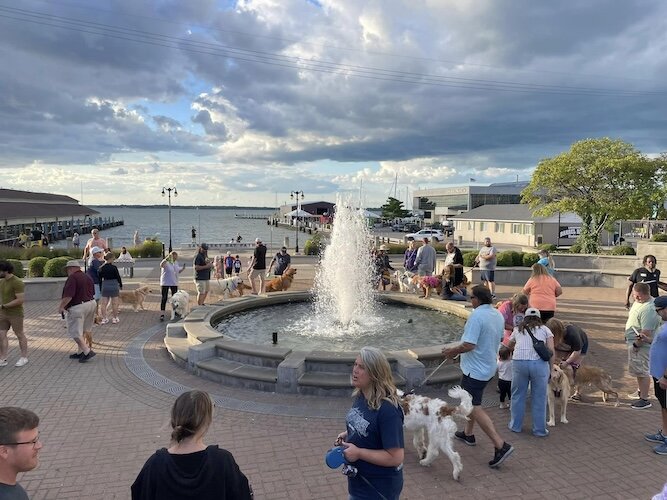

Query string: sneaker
69 352 83 359
455 431 476 446
626 390 641 400
491 294 497 299
655 442 667 455
111 317 119 324
100 318 110 325
160 314 165 322
645 430 667 444
14 357 28 367
631 398 652 409
0 359 7 367
79 350 96 363
489 442 514 468
499 401 509 409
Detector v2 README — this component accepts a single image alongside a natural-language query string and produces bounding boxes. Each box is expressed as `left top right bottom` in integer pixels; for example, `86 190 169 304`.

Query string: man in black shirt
444 242 465 286
194 243 213 305
268 247 291 277
626 254 667 309
248 238 267 295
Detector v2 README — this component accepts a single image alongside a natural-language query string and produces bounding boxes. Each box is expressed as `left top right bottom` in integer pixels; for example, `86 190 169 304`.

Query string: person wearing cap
82 228 107 262
248 238 267 295
223 251 235 278
194 243 213 306
374 245 395 291
645 295 667 455
59 261 97 363
413 237 436 277
0 261 28 368
267 247 291 277
506 307 554 438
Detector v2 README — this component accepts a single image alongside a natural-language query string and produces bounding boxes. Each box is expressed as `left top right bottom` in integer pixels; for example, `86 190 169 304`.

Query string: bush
651 233 667 242
538 243 557 252
609 245 636 256
7 259 25 278
496 251 515 267
28 257 49 277
463 251 477 267
134 240 163 258
569 242 583 254
304 233 325 256
43 257 71 277
523 252 540 267
0 248 22 260
506 251 523 266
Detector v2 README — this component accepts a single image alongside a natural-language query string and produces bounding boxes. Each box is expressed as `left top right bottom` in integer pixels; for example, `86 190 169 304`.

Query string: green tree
380 197 410 219
522 138 666 254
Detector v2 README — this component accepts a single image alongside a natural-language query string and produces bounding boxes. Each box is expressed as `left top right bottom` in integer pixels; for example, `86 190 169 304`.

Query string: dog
119 285 153 312
414 274 443 299
169 290 191 320
547 364 571 426
216 276 251 298
266 267 297 292
561 364 619 405
398 386 473 480
395 270 418 293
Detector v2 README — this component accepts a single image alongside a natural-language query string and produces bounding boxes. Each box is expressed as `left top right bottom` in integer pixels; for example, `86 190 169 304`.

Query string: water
81 206 301 249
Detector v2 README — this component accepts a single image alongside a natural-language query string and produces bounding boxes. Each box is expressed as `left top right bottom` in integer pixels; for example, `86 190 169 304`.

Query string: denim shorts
480 270 495 283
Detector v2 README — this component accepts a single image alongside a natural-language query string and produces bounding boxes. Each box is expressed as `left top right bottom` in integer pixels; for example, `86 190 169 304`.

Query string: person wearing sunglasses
0 407 42 499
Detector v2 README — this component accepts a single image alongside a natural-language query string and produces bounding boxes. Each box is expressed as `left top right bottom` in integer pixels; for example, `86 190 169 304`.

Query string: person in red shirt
58 261 97 363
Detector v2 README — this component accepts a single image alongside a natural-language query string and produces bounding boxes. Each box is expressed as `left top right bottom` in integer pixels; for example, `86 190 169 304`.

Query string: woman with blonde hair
522 263 562 321
335 347 404 500
441 264 467 301
132 390 253 499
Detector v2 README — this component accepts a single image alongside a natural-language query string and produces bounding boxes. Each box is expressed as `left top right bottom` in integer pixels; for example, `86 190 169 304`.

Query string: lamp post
162 186 177 253
290 190 304 254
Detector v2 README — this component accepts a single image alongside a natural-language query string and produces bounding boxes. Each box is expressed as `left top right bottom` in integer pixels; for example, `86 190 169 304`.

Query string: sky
1 0 666 209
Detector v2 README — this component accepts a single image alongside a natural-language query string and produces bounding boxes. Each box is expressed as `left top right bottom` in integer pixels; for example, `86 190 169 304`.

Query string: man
0 407 42 499
625 282 661 409
475 237 497 298
0 261 28 367
442 285 513 468
444 241 465 286
248 238 267 295
191 226 197 244
414 237 436 276
82 228 107 262
59 260 97 363
268 247 291 277
645 295 667 455
626 254 667 309
193 243 213 305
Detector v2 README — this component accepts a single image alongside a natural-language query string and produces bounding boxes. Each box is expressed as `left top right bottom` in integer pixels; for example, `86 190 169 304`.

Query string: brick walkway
1 260 666 499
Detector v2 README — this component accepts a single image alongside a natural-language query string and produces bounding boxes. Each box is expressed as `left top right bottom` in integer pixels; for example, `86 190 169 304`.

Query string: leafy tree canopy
521 137 666 253
381 197 410 219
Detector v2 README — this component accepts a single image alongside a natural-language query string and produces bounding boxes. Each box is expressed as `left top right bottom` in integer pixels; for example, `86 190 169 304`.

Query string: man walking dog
59 260 97 363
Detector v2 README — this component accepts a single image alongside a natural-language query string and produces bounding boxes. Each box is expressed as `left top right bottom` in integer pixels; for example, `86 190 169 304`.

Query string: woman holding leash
159 251 184 322
335 347 404 500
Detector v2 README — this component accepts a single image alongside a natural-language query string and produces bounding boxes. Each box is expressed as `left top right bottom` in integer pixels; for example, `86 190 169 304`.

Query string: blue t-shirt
460 304 504 381
649 323 667 379
345 395 404 499
86 258 102 285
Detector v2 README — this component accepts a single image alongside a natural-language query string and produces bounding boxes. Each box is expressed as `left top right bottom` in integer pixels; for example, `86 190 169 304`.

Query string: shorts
66 301 96 339
101 280 120 298
225 267 233 276
93 283 101 301
627 344 650 376
654 377 667 409
0 311 24 334
461 373 490 406
250 269 267 284
480 270 495 283
195 280 210 294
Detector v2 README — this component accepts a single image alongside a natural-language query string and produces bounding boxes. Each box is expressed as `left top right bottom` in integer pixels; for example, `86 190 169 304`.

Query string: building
413 182 528 225
278 201 335 218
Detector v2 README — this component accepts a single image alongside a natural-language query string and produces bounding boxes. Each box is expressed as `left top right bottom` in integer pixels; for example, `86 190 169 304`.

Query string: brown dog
266 268 297 292
562 364 619 405
547 364 570 426
119 285 153 311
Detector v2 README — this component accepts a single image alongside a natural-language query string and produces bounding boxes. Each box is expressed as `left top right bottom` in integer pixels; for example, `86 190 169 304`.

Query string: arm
442 341 476 358
546 336 555 364
2 292 25 308
626 282 634 307
341 445 404 468
59 296 72 314
554 285 563 298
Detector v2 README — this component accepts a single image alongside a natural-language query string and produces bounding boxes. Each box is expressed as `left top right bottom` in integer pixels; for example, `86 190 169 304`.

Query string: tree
380 197 410 219
521 138 666 254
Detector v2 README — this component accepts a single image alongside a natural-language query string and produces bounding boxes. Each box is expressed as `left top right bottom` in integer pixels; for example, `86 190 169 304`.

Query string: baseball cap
200 242 209 250
524 307 541 318
655 296 667 310
255 237 261 243
379 244 387 251
90 246 103 255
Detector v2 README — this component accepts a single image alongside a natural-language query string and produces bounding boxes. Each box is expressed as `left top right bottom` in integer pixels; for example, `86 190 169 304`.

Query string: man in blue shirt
442 285 514 468
645 295 667 455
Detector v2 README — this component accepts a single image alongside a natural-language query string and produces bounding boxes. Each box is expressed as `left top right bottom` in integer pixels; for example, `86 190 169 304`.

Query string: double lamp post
162 186 177 254
291 190 304 254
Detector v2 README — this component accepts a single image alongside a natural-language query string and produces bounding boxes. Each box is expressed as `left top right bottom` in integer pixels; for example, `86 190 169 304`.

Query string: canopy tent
285 208 316 218
358 208 382 219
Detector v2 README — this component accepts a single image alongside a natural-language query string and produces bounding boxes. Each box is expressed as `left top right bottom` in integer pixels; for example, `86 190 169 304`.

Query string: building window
468 221 474 230
511 223 522 234
479 222 487 231
495 222 505 233
523 224 533 235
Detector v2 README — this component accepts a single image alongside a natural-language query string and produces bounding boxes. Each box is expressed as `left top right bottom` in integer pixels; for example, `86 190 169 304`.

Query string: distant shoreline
92 205 277 210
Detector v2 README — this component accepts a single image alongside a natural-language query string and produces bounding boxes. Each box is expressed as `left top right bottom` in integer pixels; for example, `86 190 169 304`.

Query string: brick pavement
1 261 666 499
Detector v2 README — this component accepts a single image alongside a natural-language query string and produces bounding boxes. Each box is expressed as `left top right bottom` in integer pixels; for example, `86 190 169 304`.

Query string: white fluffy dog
169 290 191 320
399 386 473 480
216 276 250 298
394 270 418 293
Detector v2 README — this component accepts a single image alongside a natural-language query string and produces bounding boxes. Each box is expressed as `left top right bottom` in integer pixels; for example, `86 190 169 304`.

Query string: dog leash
419 354 459 387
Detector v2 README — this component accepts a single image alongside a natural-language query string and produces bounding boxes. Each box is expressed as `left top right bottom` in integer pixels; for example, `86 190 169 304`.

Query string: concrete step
195 357 278 392
423 364 461 386
297 371 406 397
213 338 290 368
163 337 189 366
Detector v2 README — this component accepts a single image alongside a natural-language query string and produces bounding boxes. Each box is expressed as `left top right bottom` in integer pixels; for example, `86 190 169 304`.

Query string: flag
469 177 476 182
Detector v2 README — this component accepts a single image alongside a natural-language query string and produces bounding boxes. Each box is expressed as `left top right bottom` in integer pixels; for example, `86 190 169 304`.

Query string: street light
162 186 177 253
290 190 304 254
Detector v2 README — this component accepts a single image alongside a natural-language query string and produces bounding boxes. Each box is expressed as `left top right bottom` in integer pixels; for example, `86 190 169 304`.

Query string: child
224 251 235 278
497 346 512 409
213 254 224 279
233 255 242 276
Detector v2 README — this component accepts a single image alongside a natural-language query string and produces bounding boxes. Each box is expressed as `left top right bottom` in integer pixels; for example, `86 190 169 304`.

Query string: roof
0 202 100 222
0 188 79 204
451 204 581 223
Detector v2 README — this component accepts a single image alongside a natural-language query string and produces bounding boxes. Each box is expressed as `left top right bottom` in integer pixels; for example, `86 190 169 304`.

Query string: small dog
399 386 473 480
216 276 251 298
415 274 443 299
547 364 571 426
169 290 191 320
119 285 153 312
266 268 297 292
561 364 619 405
395 270 418 293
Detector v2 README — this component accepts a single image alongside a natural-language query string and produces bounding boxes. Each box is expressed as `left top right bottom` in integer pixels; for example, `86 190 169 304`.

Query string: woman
160 251 184 322
497 293 529 346
374 246 395 291
441 264 467 301
545 318 589 399
537 249 555 276
116 246 135 277
507 308 554 437
403 240 418 273
335 347 404 500
99 252 122 324
131 390 253 500
522 263 562 321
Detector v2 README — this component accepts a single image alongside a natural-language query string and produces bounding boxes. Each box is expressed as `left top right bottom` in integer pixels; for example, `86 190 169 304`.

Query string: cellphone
632 326 641 338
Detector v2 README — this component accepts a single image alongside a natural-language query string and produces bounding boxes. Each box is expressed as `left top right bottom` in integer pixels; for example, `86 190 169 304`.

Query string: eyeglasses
1 432 40 448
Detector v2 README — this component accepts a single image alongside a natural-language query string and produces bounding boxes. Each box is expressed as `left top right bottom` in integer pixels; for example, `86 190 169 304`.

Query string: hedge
43 257 71 277
608 245 636 256
133 240 163 258
496 251 514 267
651 233 667 242
463 252 477 267
522 252 540 267
537 243 557 252
7 259 25 278
28 257 49 277
304 233 325 256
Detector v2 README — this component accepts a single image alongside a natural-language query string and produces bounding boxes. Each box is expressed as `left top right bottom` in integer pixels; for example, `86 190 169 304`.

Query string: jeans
509 359 549 436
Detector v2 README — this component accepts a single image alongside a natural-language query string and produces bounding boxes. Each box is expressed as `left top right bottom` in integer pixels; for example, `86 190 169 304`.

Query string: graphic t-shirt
629 267 661 297
273 253 291 275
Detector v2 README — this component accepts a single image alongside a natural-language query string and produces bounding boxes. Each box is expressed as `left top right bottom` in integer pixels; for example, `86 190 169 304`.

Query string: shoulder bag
526 328 553 361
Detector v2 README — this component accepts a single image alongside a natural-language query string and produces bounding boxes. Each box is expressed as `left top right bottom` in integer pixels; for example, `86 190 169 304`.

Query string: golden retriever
547 364 570 426
119 285 153 312
562 364 619 406
266 268 297 292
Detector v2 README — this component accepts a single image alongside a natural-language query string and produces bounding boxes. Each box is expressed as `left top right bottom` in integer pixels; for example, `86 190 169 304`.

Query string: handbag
526 328 553 361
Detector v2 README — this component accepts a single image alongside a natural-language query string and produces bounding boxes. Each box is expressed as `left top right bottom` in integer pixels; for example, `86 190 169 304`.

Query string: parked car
404 223 421 233
405 229 446 242
391 223 406 232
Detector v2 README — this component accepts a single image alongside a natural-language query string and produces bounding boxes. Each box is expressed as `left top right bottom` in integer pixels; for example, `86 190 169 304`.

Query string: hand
624 301 630 310
441 346 459 359
335 432 347 446
341 441 361 462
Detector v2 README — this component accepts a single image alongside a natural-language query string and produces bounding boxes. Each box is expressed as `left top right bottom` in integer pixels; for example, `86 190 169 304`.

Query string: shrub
505 251 523 266
134 240 163 258
43 257 71 277
7 259 25 278
538 243 557 252
569 242 582 254
496 251 514 267
609 245 636 256
0 248 22 260
304 233 325 256
463 251 477 267
651 233 667 242
523 252 540 267
28 257 49 277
